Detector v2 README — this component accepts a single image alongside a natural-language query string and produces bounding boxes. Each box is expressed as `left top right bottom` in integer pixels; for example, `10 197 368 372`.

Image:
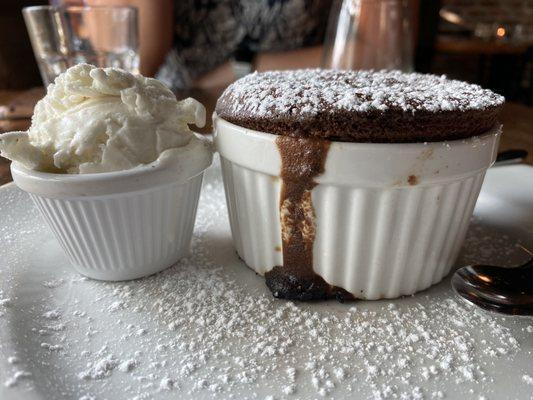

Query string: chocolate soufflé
215 69 504 301
216 69 504 143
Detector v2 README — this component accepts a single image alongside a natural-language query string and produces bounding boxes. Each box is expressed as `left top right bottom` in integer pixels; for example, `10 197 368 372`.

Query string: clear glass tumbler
322 0 414 71
23 5 139 86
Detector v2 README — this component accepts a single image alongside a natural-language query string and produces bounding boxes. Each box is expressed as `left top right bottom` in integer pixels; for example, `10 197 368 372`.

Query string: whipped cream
0 64 212 174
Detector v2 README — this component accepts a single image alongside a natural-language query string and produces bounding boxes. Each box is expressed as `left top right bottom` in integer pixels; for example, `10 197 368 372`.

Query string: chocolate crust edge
215 104 503 143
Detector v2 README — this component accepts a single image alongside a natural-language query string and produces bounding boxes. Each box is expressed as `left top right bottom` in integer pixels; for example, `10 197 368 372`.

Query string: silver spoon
451 150 532 315
452 247 533 316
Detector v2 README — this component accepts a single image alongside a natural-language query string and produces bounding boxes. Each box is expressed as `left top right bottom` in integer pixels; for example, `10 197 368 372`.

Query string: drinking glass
23 5 139 86
322 0 414 71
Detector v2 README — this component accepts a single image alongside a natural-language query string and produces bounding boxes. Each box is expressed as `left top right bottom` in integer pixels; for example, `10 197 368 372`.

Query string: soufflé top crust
215 69 505 143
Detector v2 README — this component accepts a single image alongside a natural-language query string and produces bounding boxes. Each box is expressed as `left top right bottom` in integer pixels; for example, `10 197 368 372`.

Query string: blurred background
0 0 532 182
3 0 532 100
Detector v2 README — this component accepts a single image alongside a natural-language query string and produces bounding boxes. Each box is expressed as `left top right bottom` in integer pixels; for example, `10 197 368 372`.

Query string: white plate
1 160 532 400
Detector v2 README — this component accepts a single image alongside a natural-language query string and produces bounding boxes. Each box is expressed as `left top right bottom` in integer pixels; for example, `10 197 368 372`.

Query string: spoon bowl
451 258 533 316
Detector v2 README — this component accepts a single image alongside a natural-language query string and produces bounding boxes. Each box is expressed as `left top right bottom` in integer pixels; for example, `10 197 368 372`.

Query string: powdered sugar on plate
0 161 532 400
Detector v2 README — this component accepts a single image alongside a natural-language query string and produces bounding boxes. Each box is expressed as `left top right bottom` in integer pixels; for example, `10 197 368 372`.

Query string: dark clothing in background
157 0 332 89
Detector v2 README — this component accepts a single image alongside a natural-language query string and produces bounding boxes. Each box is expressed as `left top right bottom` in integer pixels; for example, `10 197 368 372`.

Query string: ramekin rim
10 158 209 185
9 136 213 184
9 134 214 198
10 156 210 198
12 156 180 182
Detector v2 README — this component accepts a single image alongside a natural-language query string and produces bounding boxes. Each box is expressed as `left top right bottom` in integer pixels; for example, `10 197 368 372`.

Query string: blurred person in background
53 0 422 94
72 0 333 90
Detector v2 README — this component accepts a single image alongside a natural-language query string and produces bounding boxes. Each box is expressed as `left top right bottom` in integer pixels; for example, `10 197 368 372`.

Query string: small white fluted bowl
10 147 212 281
214 116 501 300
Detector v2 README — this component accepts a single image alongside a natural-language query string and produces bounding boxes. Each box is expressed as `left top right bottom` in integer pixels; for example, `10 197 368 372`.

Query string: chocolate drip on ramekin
265 136 354 302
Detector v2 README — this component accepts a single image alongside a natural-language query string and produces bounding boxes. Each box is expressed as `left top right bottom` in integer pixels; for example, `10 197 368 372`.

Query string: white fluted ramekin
215 116 501 300
10 145 212 281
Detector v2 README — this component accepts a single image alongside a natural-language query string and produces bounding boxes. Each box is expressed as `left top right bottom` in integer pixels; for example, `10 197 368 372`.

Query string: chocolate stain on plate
264 136 354 302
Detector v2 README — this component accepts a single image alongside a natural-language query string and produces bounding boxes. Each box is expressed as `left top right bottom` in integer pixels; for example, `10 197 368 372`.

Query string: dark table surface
1 88 532 186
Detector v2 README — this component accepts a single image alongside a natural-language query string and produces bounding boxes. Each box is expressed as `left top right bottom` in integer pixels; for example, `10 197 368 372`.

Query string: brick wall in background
431 0 533 104
440 0 533 40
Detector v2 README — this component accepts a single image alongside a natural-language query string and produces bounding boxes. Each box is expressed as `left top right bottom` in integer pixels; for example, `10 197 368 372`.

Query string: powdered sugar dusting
4 371 32 388
0 161 531 399
217 69 504 119
78 355 118 380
